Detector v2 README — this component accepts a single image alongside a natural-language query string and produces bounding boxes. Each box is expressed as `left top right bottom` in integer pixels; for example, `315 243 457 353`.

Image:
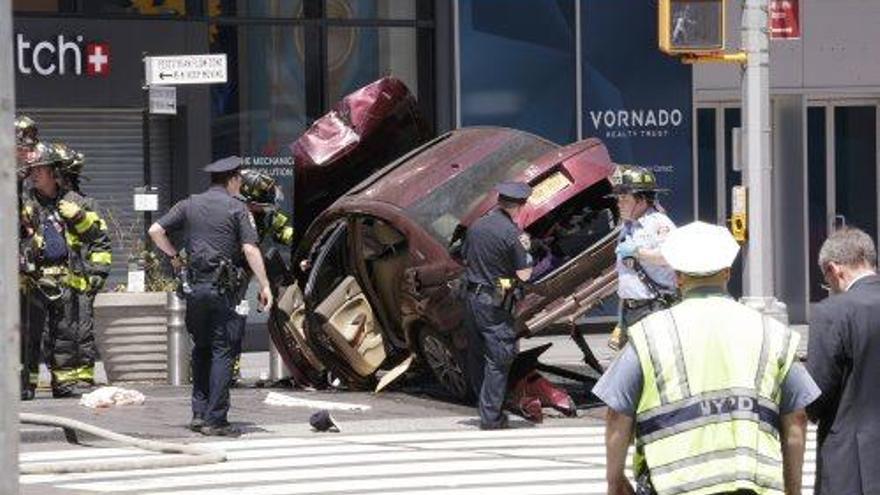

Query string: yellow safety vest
629 294 798 495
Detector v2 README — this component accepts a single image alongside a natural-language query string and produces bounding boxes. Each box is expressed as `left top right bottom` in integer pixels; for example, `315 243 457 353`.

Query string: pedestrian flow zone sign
144 54 227 86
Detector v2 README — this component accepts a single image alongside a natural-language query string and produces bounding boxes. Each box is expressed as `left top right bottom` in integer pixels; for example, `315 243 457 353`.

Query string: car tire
417 325 473 403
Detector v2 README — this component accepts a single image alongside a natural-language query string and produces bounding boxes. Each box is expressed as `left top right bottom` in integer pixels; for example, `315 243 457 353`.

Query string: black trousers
185 283 243 426
464 291 517 427
20 285 88 394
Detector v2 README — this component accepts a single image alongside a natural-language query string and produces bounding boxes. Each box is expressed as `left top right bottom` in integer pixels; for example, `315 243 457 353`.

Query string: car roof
346 126 558 209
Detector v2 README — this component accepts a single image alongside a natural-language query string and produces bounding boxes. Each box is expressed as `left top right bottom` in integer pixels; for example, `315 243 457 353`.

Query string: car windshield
406 133 555 245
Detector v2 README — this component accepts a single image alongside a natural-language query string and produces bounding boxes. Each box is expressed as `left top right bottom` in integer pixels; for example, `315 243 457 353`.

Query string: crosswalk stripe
21 424 820 495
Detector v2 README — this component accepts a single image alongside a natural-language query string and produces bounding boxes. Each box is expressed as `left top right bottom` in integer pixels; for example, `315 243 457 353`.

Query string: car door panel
314 275 387 376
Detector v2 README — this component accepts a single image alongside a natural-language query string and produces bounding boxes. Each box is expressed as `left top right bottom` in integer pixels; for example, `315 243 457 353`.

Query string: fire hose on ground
19 413 227 475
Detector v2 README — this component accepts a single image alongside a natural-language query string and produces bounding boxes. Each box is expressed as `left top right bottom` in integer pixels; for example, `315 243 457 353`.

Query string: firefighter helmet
240 169 279 206
49 142 85 177
609 164 668 195
15 115 38 147
17 142 54 176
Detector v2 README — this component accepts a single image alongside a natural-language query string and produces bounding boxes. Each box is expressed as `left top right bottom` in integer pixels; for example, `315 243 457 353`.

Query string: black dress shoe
200 424 241 437
188 417 206 432
479 413 509 430
52 388 81 399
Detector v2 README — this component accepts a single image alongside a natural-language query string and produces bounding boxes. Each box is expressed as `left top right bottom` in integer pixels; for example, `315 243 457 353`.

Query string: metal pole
142 52 152 241
166 292 190 385
268 339 289 382
0 0 21 490
740 0 787 322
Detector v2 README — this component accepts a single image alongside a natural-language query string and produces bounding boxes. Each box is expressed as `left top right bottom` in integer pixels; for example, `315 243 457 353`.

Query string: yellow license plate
528 171 572 205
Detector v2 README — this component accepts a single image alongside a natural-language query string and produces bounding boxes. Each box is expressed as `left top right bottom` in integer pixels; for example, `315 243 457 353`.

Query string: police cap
660 221 740 275
496 181 531 204
203 156 243 173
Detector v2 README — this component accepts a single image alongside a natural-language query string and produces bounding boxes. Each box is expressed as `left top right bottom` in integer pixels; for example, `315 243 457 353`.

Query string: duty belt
622 298 657 310
465 281 495 296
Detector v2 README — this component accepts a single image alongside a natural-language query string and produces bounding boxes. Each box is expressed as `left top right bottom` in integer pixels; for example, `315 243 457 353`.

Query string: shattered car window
405 134 555 244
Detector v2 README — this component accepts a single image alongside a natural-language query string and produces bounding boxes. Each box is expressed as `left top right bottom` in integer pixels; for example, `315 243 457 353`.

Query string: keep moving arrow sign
144 54 228 86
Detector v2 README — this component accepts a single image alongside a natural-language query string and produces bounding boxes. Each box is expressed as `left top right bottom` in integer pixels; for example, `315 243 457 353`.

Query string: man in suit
808 226 880 495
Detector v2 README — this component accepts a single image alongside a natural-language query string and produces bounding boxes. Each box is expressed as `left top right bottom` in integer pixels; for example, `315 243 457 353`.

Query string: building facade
13 0 879 324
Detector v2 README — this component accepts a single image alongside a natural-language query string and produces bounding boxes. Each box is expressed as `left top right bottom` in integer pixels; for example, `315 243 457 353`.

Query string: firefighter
16 115 40 399
231 169 294 382
50 143 110 391
608 164 677 350
19 142 112 398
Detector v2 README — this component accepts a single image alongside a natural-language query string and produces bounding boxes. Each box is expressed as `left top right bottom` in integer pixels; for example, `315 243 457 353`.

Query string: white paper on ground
79 386 146 408
263 391 371 412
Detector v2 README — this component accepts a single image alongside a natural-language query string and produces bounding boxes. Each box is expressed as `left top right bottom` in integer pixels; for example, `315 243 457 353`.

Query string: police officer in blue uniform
149 156 273 437
462 181 533 430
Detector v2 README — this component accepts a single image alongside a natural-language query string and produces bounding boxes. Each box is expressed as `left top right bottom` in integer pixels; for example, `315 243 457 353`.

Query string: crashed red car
269 78 619 403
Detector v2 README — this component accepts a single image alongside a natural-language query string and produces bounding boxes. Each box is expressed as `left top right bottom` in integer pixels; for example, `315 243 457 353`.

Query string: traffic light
659 0 725 55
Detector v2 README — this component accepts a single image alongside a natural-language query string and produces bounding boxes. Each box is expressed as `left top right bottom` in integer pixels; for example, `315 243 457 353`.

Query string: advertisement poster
582 0 694 224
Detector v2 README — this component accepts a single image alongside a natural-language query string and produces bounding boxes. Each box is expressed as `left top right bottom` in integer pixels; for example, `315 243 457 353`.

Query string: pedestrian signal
659 0 725 55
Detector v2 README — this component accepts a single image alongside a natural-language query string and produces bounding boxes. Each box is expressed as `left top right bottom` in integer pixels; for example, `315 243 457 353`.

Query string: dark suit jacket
807 274 880 495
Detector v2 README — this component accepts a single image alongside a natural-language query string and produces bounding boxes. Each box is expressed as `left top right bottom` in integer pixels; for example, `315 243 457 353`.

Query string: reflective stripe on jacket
630 295 799 495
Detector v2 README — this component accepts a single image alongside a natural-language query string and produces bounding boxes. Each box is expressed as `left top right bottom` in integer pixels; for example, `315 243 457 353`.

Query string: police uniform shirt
463 209 529 287
617 207 677 300
157 185 259 273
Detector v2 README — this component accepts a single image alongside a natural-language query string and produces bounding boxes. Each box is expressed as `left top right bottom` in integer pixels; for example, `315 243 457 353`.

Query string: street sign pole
0 0 21 491
142 52 152 244
740 0 786 322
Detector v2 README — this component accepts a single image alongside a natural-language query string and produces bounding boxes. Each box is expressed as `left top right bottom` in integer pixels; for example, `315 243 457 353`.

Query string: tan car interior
275 282 325 374
314 275 387 376
361 219 408 326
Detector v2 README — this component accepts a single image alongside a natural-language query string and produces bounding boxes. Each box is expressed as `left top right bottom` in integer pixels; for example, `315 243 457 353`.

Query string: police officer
594 222 820 495
19 142 113 398
230 169 294 383
609 164 677 350
149 156 273 437
462 181 533 430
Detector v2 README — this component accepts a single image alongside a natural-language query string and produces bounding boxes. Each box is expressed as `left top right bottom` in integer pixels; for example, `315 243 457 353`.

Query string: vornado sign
588 108 684 138
15 33 111 77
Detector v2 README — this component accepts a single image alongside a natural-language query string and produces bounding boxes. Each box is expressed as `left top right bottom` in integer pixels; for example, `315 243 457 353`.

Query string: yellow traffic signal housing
659 0 725 55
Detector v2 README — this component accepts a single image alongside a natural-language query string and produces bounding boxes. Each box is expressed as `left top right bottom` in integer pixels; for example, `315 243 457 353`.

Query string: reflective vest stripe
89 251 112 265
637 409 780 446
754 316 772 393
637 387 776 422
643 313 691 405
74 211 99 234
277 226 294 245
658 470 784 495
649 446 782 477
637 392 780 440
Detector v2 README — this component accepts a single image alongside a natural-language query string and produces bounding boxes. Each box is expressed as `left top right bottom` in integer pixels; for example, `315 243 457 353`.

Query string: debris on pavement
79 386 146 408
264 391 371 412
309 409 341 432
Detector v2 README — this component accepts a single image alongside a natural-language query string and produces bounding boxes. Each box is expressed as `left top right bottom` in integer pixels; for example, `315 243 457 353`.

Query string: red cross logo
86 43 111 76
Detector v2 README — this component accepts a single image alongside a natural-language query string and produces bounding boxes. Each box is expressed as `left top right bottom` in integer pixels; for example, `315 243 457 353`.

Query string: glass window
459 0 576 144
326 27 418 107
724 108 743 299
696 108 717 223
406 132 556 244
306 223 350 303
328 0 418 20
214 0 304 18
210 23 306 215
807 106 827 302
835 106 877 240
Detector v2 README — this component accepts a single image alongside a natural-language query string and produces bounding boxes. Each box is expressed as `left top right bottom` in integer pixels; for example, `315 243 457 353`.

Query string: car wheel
417 325 472 403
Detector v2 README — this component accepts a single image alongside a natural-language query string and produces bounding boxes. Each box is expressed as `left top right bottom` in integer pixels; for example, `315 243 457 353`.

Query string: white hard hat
661 221 740 275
